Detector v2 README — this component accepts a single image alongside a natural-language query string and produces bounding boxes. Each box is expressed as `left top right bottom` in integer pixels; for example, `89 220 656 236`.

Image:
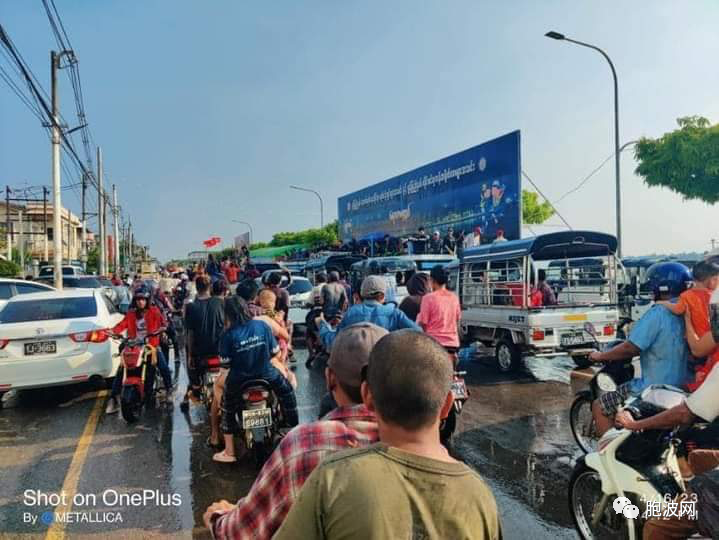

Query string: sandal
212 450 236 463
206 436 224 450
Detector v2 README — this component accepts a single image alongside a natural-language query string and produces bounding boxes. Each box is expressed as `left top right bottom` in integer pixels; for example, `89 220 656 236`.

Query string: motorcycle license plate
561 334 588 347
242 408 272 429
451 379 468 400
24 341 57 356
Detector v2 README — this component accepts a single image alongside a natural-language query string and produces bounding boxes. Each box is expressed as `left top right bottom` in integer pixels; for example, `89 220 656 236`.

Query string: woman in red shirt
106 287 173 414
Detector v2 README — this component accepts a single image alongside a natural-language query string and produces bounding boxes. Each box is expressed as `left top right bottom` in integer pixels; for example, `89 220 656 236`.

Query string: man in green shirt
274 330 502 540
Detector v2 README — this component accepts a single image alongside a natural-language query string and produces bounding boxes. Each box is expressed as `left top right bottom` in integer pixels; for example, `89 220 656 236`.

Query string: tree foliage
635 116 719 203
269 220 339 248
522 190 555 225
0 259 21 277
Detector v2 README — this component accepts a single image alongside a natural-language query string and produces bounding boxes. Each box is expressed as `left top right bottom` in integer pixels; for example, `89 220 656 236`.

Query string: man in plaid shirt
203 323 387 539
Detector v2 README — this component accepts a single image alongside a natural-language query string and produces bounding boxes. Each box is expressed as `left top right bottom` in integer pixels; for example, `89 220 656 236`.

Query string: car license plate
451 379 468 400
561 334 587 347
24 341 57 356
242 408 272 429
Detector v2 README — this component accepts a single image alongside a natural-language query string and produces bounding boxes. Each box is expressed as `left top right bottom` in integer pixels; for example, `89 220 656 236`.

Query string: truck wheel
495 339 520 373
573 355 593 369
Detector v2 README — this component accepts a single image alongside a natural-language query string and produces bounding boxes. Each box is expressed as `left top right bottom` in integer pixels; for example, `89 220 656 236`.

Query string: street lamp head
545 31 566 40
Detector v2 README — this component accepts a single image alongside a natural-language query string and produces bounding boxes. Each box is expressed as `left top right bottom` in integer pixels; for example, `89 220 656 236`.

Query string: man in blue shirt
213 297 298 464
319 276 420 350
589 285 691 436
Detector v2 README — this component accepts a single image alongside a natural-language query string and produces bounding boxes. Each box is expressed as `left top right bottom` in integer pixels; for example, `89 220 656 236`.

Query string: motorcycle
115 333 162 423
570 323 631 454
237 379 283 467
179 355 223 413
569 385 689 540
440 370 469 447
440 349 469 447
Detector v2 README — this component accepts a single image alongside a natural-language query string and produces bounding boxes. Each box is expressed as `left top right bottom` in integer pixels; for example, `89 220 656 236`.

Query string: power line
521 170 573 230
553 152 615 205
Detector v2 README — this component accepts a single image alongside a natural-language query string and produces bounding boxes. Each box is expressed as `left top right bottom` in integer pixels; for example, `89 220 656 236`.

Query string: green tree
85 246 99 274
0 259 21 277
635 116 719 203
522 190 555 224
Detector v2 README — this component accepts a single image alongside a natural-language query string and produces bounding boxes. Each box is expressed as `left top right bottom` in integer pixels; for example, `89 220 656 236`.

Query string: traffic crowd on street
49 248 717 540
2 3 718 540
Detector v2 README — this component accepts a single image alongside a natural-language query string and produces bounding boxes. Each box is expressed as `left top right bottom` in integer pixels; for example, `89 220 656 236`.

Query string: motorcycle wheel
252 440 271 469
569 460 637 540
570 395 599 454
440 408 457 448
120 386 141 424
573 355 593 369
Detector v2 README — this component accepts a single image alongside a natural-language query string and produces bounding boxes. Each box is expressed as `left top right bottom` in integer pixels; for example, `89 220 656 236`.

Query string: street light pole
231 220 253 245
545 31 622 257
289 185 324 228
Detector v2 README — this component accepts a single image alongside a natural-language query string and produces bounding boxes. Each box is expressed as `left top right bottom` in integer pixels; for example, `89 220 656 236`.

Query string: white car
0 289 124 401
253 275 314 328
0 278 55 312
287 276 314 328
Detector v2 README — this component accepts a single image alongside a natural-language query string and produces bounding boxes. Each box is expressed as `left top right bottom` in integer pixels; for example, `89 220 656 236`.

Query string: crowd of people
101 249 719 539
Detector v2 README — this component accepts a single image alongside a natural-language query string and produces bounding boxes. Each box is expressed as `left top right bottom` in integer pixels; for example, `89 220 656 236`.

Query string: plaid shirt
210 404 378 540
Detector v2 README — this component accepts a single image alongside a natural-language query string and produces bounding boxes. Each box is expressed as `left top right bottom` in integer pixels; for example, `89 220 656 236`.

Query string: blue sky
2 1 718 260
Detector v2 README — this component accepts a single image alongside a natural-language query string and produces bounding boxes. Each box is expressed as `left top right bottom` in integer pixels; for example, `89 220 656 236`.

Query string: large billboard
338 130 521 244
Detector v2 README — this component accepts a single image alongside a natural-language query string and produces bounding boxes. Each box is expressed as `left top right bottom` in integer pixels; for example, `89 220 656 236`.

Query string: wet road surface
0 343 590 539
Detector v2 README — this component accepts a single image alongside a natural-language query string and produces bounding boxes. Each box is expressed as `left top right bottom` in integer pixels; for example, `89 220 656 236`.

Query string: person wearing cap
203 323 386 540
318 276 420 350
429 230 442 254
465 226 482 249
273 331 502 540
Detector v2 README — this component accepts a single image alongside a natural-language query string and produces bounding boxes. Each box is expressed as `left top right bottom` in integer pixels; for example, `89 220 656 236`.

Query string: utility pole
112 184 120 274
6 186 11 261
128 222 133 274
97 147 106 276
81 172 87 263
51 51 63 289
18 210 23 272
43 187 49 262
712 239 717 251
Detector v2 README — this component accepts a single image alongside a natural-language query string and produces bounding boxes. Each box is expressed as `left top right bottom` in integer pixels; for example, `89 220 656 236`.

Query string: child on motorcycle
657 259 719 390
106 287 174 414
213 296 299 463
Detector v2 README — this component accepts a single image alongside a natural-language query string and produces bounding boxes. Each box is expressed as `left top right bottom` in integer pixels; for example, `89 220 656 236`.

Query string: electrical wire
521 170 573 229
553 152 615 205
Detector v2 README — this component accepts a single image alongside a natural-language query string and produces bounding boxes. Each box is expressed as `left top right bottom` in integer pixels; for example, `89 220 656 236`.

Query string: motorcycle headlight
596 372 617 393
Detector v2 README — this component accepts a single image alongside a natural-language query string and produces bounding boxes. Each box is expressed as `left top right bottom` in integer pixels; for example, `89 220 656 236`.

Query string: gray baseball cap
328 323 388 387
360 275 387 298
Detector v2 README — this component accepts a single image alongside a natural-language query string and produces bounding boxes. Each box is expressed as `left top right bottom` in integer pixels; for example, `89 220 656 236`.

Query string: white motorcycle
569 385 689 540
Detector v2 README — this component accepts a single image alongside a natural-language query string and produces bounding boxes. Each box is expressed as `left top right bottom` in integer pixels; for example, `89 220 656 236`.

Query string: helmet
643 262 692 299
133 286 151 300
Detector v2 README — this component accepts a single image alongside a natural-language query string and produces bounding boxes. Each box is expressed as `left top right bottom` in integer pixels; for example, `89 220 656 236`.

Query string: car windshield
39 267 77 277
0 297 97 323
416 260 453 271
288 280 312 295
70 277 102 288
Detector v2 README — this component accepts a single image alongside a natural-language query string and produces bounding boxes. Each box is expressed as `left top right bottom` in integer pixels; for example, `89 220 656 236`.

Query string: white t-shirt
686 288 719 421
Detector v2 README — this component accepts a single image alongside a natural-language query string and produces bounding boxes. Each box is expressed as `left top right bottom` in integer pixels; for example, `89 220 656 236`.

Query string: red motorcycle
440 349 469 447
180 355 223 413
115 333 161 423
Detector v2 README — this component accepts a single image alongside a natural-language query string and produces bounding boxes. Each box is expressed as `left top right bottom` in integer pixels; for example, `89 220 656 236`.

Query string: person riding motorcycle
318 276 420 351
589 262 693 435
106 287 174 414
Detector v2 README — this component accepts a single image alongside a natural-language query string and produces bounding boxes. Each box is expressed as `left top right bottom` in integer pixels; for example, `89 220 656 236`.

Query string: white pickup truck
448 231 621 372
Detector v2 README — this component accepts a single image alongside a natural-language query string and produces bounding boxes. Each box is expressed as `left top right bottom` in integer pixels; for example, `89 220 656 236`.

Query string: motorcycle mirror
583 322 597 336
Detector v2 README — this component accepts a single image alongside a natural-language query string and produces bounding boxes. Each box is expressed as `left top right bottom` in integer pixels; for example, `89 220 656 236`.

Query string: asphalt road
0 344 589 539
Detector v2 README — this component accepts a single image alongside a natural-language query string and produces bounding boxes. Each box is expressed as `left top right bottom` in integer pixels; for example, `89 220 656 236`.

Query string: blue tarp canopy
462 230 617 262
